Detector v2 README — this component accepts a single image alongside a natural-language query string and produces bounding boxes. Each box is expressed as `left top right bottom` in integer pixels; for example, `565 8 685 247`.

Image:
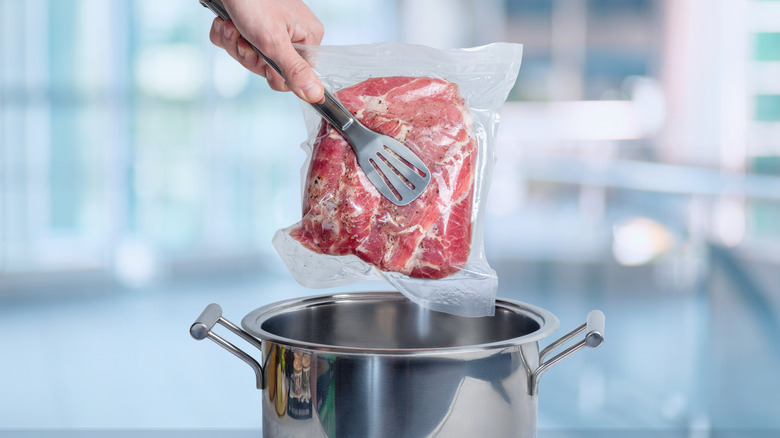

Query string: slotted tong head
198 0 431 206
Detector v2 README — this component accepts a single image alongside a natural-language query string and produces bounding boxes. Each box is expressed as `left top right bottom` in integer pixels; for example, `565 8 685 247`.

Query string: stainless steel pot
190 292 605 438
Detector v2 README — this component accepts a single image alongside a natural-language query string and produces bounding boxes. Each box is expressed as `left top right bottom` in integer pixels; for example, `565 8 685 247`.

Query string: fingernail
223 23 233 40
302 83 322 102
237 41 248 59
214 18 223 34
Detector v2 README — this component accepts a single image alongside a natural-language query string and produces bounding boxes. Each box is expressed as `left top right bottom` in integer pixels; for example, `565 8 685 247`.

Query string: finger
270 40 324 103
218 20 267 78
216 19 240 61
262 64 289 93
209 18 225 48
234 37 262 75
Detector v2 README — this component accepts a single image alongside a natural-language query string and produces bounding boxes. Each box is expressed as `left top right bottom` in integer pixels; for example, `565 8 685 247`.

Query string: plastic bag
272 42 522 317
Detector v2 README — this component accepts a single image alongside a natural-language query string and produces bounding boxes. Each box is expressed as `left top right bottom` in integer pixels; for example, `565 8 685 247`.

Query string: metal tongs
198 0 431 206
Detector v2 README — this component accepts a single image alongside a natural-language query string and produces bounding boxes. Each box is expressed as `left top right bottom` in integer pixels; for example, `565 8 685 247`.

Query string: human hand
209 0 325 103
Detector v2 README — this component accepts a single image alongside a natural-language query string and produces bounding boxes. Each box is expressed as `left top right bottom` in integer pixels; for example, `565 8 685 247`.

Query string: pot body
191 292 604 438
241 292 557 438
260 339 541 438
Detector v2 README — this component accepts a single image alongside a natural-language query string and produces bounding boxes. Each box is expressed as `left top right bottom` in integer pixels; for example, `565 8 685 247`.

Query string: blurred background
1 0 779 435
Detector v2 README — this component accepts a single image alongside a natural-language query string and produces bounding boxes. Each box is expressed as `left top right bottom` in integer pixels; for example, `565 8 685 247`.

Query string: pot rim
240 291 561 356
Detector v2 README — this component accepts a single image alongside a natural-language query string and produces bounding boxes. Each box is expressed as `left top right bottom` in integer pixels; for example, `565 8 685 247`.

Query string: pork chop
289 76 477 279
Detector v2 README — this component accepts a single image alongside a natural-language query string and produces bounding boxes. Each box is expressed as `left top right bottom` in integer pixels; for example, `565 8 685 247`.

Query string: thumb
273 44 324 103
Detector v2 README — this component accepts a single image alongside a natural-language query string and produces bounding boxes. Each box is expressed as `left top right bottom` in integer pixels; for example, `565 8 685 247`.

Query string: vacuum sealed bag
273 42 522 317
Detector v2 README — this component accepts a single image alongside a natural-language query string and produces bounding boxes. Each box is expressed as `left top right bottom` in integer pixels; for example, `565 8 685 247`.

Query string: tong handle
198 0 354 132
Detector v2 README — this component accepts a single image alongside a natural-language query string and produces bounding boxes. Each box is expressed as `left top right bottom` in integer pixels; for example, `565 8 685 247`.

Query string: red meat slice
289 76 476 279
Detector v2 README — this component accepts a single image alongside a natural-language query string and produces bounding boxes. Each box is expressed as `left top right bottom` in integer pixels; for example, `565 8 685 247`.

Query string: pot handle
190 303 265 390
529 310 605 395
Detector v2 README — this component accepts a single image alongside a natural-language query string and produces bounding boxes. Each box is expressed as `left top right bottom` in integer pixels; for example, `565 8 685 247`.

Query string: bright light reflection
626 76 666 135
612 217 674 266
714 197 745 247
114 239 157 288
136 44 206 100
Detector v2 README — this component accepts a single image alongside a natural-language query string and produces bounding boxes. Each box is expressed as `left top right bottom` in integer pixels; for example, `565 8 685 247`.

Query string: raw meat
289 76 477 279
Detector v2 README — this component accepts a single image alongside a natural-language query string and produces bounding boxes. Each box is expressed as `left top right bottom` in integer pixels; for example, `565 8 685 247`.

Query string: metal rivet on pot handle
190 303 266 390
530 310 606 395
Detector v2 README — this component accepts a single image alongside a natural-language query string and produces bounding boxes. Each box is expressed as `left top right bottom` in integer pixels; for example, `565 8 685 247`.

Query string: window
0 0 395 281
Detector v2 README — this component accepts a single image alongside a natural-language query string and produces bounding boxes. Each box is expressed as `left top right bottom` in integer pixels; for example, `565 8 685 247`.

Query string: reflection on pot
287 350 312 419
266 344 278 401
274 346 287 417
266 343 319 421
316 354 336 436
